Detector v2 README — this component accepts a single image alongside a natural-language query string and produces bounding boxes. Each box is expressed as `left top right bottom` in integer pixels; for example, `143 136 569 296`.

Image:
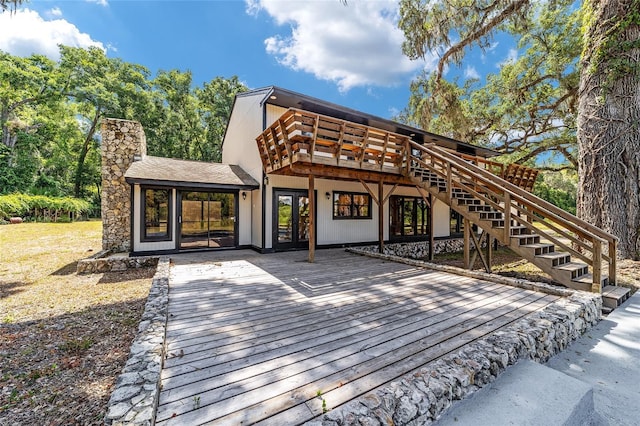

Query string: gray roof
124 156 259 189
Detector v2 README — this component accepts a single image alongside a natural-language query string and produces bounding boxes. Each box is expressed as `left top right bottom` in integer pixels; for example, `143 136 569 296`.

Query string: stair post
592 238 602 293
609 240 617 285
503 192 511 245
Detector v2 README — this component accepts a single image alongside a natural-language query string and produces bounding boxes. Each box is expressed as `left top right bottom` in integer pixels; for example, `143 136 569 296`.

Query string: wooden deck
156 249 561 425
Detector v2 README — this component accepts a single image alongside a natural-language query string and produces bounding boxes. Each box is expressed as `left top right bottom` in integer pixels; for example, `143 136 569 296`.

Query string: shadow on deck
156 249 563 425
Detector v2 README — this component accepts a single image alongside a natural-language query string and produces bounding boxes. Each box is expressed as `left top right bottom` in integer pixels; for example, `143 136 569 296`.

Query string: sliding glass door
180 191 236 249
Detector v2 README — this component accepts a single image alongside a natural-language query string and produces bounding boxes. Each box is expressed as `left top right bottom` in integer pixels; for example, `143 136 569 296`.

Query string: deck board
156 249 561 425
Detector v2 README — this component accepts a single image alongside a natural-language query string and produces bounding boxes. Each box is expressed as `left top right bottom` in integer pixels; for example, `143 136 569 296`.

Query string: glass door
274 190 312 250
180 191 236 250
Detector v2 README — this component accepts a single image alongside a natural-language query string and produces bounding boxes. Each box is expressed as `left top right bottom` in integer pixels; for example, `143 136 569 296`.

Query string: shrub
0 193 92 222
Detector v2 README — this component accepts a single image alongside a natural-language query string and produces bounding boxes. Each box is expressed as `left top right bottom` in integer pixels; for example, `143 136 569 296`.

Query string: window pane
145 189 169 238
403 199 415 235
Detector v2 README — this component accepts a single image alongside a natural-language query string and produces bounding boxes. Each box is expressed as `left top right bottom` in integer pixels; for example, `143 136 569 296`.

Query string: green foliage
533 170 577 214
0 46 246 213
0 193 91 221
398 0 581 169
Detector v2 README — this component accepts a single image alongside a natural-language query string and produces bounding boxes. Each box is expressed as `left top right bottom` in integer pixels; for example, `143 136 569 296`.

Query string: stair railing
407 141 617 291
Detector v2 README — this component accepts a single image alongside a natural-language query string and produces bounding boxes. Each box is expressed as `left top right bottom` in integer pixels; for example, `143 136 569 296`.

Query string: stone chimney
101 118 147 252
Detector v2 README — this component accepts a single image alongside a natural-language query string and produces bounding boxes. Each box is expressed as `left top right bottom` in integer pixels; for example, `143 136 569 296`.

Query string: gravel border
104 257 170 425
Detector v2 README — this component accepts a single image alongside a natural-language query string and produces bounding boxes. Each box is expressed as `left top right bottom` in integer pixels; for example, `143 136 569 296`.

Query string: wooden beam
358 179 379 206
308 174 315 263
378 180 384 254
382 184 398 205
288 163 414 186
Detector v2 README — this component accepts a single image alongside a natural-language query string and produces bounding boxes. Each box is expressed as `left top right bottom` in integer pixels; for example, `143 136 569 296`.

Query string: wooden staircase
407 141 629 309
256 108 629 310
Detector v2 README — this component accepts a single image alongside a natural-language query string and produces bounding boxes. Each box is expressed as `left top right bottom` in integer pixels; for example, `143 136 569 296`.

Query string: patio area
155 249 561 425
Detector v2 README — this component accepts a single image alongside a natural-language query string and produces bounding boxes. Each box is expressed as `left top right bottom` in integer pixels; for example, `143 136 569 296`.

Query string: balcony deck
256 108 412 178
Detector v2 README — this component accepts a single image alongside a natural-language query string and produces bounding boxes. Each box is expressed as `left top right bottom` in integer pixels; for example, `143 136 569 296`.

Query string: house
100 85 620 301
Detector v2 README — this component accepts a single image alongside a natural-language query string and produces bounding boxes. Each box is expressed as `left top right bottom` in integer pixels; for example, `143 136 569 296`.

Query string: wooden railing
408 141 617 291
256 108 410 174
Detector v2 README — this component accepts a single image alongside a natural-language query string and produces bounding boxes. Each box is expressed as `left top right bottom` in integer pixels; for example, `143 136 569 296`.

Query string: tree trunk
577 0 640 259
74 111 100 198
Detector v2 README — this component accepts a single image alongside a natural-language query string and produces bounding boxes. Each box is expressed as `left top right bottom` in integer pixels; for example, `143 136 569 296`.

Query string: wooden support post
609 240 617 285
308 174 315 263
378 180 384 254
592 238 602 293
463 218 470 269
486 232 492 273
429 193 435 261
503 192 511 245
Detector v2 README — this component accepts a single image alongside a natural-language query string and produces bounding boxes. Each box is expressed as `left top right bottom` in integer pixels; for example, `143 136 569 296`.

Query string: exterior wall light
242 192 247 200
325 192 331 200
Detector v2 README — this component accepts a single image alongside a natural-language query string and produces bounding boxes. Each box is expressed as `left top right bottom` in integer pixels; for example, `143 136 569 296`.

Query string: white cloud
464 66 480 80
0 9 104 60
498 48 518 67
248 0 429 92
48 7 63 17
86 0 109 6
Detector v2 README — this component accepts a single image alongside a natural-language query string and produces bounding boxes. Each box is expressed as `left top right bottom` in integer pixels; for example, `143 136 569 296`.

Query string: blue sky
0 0 514 120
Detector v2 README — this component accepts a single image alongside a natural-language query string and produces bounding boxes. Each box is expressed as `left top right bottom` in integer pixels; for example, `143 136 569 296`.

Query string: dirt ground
430 247 640 294
0 222 154 426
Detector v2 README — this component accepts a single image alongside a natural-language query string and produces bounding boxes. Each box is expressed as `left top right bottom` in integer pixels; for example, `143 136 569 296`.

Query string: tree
398 0 640 259
398 0 580 169
0 52 60 152
58 46 152 198
0 0 24 12
576 0 640 259
196 76 247 162
147 69 203 160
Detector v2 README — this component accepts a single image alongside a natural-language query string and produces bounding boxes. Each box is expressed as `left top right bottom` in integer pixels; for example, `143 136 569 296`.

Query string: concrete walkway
546 290 640 425
436 290 640 425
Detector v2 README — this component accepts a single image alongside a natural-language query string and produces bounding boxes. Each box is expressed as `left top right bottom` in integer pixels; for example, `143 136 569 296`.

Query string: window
390 196 430 239
333 191 371 219
142 188 172 241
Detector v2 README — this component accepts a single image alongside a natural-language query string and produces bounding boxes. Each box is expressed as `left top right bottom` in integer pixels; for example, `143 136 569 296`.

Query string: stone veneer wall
101 118 147 252
356 239 466 259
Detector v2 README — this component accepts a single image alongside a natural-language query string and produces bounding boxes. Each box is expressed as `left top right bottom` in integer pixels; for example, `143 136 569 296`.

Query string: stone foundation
101 118 147 253
356 239 465 259
104 258 169 425
77 255 159 274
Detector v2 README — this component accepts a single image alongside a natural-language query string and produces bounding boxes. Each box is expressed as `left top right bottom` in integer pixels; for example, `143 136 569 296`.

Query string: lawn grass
0 221 154 424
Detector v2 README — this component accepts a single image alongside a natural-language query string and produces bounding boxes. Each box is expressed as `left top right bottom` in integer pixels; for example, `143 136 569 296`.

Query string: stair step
479 211 503 220
554 262 589 280
511 235 541 245
537 252 571 267
601 285 631 309
467 205 493 212
572 273 610 288
520 242 555 255
491 219 519 228
457 198 483 205
510 226 532 236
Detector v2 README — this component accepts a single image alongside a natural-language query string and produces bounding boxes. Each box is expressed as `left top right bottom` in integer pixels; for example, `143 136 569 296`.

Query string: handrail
412 142 617 245
408 141 617 289
256 108 410 174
